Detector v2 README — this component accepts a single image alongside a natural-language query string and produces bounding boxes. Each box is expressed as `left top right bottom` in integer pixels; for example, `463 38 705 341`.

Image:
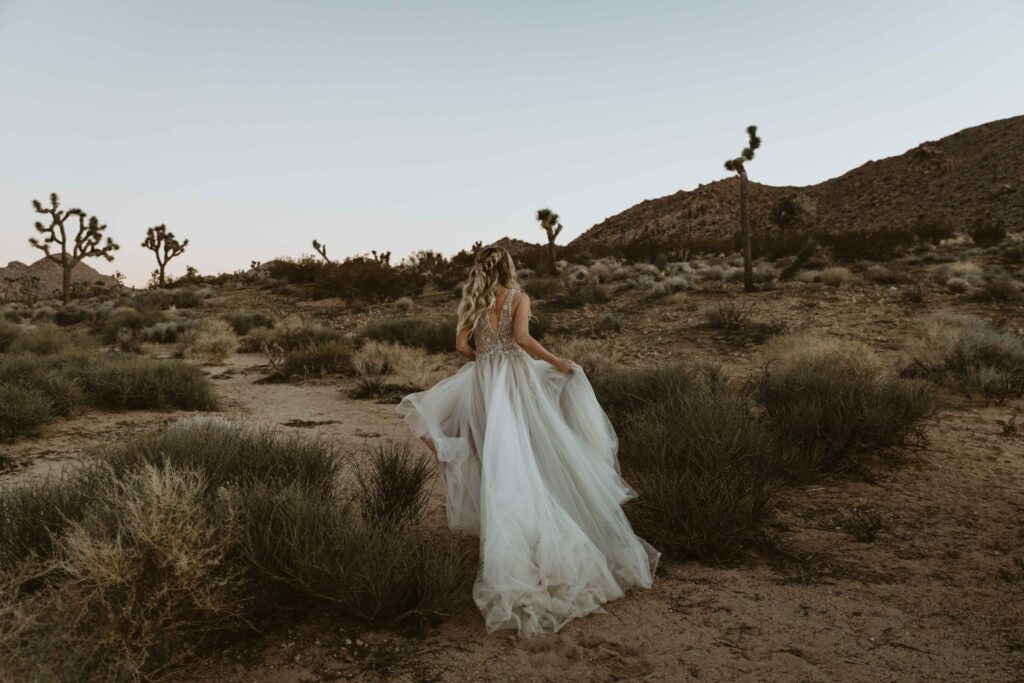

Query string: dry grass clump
556 339 622 380
0 423 473 680
241 316 343 353
6 323 88 355
819 266 856 287
704 301 753 330
363 317 454 353
755 334 937 478
0 383 53 440
593 364 776 560
180 319 239 364
394 296 415 312
222 311 274 336
278 341 354 379
0 349 217 440
99 306 167 344
352 341 448 397
907 313 1024 402
0 319 19 351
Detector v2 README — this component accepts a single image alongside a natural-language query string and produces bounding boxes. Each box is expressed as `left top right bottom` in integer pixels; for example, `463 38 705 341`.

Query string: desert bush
557 339 623 380
594 364 776 560
223 311 274 336
53 304 93 326
557 281 610 307
866 264 907 285
907 313 1024 401
796 269 822 283
242 317 343 353
972 276 1022 302
825 226 916 262
138 319 198 344
755 335 937 478
912 216 956 245
594 313 622 333
131 287 206 310
279 340 353 379
356 440 433 526
269 255 426 302
7 323 84 355
843 503 886 543
394 296 415 313
180 319 239 364
970 214 1007 247
70 354 219 411
819 266 855 287
704 301 753 330
0 354 85 417
0 320 18 351
352 341 393 397
364 317 454 353
522 276 562 299
0 383 54 440
99 306 167 343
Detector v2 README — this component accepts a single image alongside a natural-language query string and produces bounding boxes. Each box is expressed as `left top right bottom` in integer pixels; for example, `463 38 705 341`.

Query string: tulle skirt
397 351 660 637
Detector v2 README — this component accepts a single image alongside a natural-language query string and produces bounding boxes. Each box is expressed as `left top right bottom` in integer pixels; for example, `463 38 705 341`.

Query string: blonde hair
457 246 520 335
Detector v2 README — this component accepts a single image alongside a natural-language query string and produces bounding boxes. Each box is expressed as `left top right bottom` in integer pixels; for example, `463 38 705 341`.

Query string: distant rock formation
0 257 118 301
571 115 1024 250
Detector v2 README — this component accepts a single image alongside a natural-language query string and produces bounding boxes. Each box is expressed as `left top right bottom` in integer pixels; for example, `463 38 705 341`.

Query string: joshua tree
141 224 189 288
535 208 563 274
724 125 762 292
312 239 331 263
769 193 806 234
29 192 119 304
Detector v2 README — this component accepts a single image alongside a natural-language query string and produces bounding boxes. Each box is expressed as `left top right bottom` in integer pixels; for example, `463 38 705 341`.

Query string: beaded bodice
475 288 521 358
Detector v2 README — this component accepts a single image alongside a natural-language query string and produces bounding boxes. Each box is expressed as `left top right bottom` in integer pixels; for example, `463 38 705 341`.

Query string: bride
397 245 659 637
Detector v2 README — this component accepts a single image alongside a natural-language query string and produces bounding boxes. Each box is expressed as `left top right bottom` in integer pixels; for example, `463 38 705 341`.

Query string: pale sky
1 1 1022 286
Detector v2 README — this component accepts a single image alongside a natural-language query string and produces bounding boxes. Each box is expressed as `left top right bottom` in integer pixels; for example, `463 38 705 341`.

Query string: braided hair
457 245 520 336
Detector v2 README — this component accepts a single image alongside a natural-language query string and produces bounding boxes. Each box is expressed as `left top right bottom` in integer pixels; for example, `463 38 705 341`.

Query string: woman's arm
512 293 571 373
455 324 476 361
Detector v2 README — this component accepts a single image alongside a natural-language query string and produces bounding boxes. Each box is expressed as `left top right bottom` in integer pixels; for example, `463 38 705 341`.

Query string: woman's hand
553 357 574 374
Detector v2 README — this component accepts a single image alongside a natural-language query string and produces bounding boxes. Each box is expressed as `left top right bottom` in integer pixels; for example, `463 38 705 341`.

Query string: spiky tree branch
536 208 563 275
312 239 331 263
723 125 762 292
141 224 188 288
28 192 119 304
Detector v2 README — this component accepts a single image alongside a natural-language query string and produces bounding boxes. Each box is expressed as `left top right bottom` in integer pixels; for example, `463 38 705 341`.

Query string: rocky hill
571 115 1024 250
0 257 118 301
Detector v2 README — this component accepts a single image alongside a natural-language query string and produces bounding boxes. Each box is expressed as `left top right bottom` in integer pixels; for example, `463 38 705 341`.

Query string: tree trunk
547 239 557 275
158 263 166 288
739 171 754 292
61 262 72 305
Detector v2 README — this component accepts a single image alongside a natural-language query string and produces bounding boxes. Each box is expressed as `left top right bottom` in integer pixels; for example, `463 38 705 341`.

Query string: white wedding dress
397 289 659 637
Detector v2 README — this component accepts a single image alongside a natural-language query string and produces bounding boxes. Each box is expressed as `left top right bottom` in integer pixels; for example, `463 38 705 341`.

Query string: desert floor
3 280 1023 682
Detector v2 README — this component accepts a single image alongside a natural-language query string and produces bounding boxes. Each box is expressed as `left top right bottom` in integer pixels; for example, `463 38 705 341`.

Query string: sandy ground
2 279 1023 682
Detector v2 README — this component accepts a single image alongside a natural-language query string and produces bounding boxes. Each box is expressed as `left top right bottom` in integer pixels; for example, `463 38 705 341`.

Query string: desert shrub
352 341 393 397
394 296 415 312
558 281 609 307
279 340 353 379
819 266 855 287
0 354 85 417
7 323 84 355
594 313 622 333
99 306 167 343
912 216 956 245
970 214 1007 247
522 277 561 299
557 339 622 380
595 365 776 560
138 319 198 343
0 383 54 440
593 363 724 426
908 313 1024 401
825 227 916 261
53 304 93 326
866 264 907 285
242 317 343 353
755 336 937 478
704 301 753 330
70 354 219 411
356 441 433 526
364 317 454 353
131 287 205 310
529 311 552 340
180 319 239 364
269 256 426 302
0 320 18 351
223 311 274 336
972 276 1022 302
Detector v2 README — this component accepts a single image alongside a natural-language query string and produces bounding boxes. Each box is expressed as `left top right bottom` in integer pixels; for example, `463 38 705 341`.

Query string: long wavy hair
457 245 520 335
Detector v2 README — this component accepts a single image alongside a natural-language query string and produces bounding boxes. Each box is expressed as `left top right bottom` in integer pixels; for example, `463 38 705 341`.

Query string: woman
397 245 659 638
